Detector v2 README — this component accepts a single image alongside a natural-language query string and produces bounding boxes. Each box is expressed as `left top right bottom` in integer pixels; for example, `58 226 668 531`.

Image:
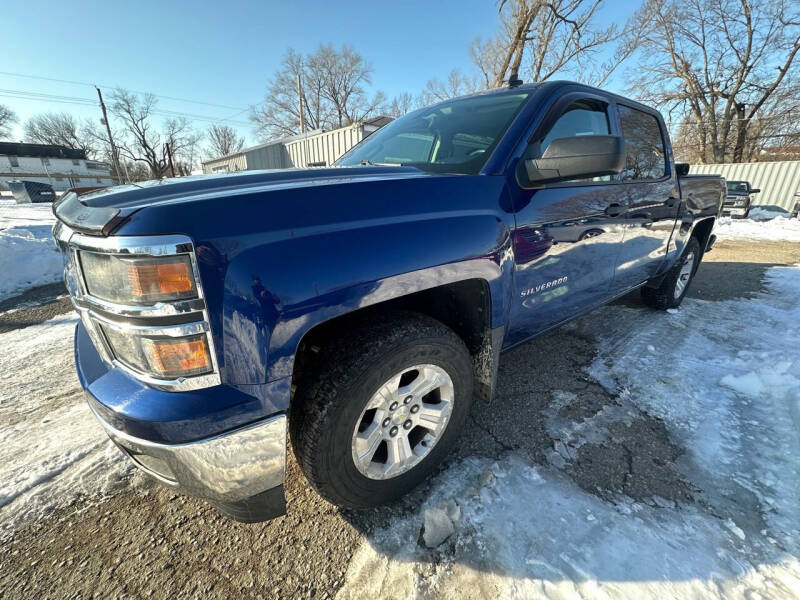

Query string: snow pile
582 266 800 547
0 201 62 301
748 206 790 221
0 315 132 538
714 215 800 242
337 265 800 600
0 200 57 228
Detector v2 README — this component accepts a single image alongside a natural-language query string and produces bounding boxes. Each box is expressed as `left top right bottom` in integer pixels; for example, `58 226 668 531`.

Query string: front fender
222 210 515 384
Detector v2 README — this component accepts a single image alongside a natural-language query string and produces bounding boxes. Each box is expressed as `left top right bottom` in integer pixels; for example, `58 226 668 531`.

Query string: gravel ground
0 239 798 600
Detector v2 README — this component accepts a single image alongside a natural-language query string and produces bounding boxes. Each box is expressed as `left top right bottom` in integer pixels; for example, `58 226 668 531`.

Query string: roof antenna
507 71 523 87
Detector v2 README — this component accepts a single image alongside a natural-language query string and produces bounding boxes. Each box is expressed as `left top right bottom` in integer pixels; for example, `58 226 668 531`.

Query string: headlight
79 251 197 304
735 199 746 207
101 326 212 379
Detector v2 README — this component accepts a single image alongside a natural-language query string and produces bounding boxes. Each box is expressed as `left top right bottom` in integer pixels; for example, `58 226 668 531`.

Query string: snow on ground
0 314 132 539
748 207 790 221
715 215 800 243
337 265 800 600
0 200 62 301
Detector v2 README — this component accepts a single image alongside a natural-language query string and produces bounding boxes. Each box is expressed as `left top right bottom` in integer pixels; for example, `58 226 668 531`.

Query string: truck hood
54 166 429 235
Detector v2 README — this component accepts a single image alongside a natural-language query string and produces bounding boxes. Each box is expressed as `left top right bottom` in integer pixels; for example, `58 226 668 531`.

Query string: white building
0 142 115 193
202 117 392 174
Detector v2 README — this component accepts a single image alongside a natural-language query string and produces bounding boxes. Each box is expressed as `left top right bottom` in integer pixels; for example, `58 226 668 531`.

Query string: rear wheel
641 237 700 310
290 311 473 508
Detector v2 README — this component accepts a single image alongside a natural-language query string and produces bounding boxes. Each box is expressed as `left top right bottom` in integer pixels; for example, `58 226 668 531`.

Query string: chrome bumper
91 403 288 521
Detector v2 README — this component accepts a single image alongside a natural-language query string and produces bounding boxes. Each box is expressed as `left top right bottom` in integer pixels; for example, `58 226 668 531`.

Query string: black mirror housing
520 135 626 185
675 162 690 177
750 188 760 194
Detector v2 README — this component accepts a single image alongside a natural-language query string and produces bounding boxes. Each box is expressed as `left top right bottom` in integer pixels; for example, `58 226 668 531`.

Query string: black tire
579 228 604 240
290 310 473 509
641 237 701 310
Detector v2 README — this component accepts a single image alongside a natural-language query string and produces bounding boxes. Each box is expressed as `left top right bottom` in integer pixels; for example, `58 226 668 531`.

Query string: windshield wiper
360 160 404 166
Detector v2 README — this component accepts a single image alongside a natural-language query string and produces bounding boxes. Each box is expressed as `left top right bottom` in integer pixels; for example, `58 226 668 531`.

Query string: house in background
202 117 392 174
0 142 115 193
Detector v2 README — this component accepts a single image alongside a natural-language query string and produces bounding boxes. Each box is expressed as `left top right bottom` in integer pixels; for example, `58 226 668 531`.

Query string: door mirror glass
519 135 626 185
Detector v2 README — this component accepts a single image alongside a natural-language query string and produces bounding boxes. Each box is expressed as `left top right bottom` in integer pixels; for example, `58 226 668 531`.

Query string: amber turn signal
145 337 211 378
127 259 194 299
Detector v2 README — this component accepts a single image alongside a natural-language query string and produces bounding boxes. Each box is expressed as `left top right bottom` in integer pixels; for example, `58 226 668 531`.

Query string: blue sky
2 0 638 146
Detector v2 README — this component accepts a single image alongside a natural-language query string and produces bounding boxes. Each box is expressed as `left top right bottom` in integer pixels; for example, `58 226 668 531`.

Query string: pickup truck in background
52 81 724 523
723 180 760 218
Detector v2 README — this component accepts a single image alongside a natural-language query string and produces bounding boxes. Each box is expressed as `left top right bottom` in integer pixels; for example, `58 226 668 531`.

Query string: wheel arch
290 277 504 407
690 216 716 250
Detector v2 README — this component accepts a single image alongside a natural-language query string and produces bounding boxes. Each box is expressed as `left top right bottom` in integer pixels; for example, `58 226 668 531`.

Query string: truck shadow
615 260 782 306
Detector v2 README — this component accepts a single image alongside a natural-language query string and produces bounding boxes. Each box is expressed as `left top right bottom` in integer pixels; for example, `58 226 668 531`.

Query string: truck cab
53 81 723 522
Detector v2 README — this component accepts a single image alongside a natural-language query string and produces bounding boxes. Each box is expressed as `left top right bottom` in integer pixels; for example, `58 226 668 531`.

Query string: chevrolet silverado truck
723 180 760 218
52 81 724 522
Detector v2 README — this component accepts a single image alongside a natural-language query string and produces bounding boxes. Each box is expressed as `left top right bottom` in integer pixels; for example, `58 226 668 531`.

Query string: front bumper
723 206 747 217
91 401 288 522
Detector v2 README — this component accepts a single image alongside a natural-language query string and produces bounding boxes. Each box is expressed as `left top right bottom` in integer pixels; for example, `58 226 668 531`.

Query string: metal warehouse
690 160 800 211
202 116 392 174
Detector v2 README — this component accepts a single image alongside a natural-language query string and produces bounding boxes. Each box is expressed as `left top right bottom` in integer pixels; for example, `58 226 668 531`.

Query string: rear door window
618 105 666 181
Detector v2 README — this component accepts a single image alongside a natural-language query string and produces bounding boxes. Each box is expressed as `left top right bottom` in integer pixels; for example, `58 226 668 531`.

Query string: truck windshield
726 181 749 193
336 91 532 175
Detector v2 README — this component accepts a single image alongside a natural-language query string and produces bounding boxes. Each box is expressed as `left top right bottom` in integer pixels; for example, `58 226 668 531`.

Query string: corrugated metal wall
202 152 247 173
202 120 385 173
689 161 800 210
246 143 293 170
285 123 366 168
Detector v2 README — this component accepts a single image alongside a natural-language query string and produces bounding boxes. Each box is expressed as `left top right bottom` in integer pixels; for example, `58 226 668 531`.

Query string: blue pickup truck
52 81 724 522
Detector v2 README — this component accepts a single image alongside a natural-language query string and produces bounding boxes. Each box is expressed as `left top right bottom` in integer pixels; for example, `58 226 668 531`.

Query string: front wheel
290 311 473 508
641 237 701 310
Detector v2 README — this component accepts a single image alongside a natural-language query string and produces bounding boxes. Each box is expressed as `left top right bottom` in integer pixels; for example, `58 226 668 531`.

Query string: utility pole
95 87 124 184
164 143 176 177
296 73 305 133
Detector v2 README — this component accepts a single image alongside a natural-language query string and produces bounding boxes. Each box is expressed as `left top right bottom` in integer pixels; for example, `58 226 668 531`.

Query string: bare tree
471 0 622 87
251 49 331 140
206 124 244 158
308 44 385 127
630 0 800 163
387 93 416 117
109 89 201 178
24 112 95 154
0 104 18 140
420 69 483 104
251 45 385 140
672 85 800 162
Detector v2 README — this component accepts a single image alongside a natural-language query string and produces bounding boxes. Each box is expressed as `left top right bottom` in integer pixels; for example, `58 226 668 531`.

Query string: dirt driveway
1 239 798 600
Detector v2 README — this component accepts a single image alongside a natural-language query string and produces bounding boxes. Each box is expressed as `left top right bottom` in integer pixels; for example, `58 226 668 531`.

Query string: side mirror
750 188 760 194
675 162 690 177
519 135 625 185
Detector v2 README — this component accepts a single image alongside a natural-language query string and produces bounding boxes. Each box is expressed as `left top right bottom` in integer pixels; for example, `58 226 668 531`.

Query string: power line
0 70 250 112
0 87 251 126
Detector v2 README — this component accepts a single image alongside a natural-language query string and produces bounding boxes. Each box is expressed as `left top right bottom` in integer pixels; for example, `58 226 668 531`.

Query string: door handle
605 203 624 217
665 197 680 207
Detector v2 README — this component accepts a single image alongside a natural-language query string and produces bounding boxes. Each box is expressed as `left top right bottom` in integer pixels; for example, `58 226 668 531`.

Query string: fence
689 160 800 210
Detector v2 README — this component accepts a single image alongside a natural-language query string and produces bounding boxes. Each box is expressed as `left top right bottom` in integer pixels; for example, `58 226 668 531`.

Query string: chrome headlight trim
59 224 222 392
